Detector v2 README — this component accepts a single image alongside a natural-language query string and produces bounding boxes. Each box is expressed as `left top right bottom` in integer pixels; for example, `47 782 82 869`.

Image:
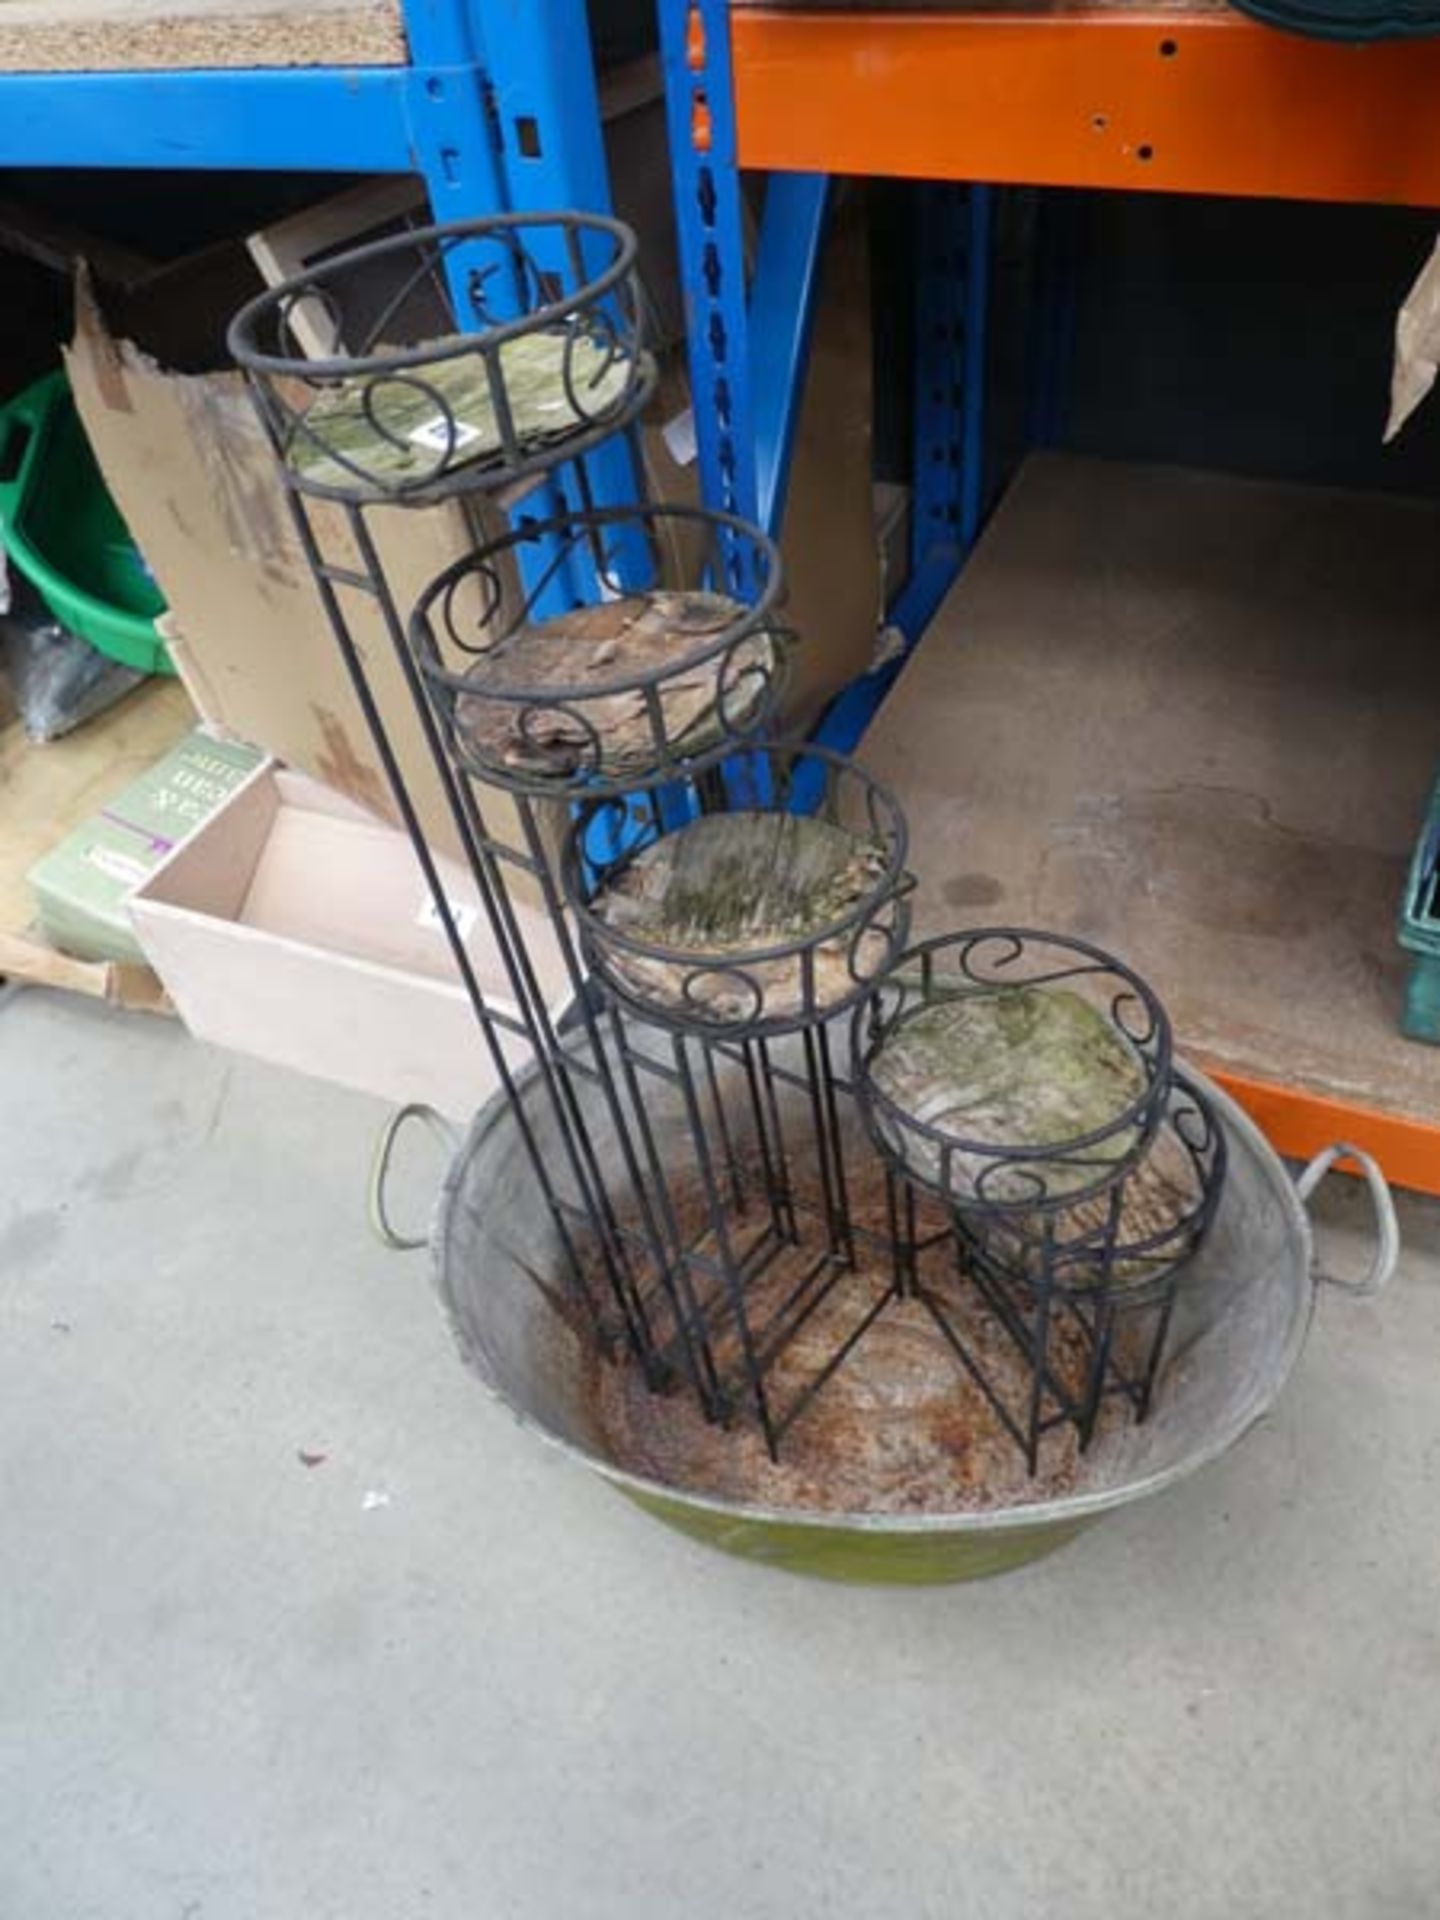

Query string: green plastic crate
1398 767 1440 1044
0 370 172 677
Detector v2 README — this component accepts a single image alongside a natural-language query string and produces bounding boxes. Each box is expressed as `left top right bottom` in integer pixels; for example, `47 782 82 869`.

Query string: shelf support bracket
751 172 831 538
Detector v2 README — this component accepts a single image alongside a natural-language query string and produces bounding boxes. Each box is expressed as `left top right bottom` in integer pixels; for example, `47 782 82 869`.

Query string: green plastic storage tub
0 370 171 676
1397 767 1440 1044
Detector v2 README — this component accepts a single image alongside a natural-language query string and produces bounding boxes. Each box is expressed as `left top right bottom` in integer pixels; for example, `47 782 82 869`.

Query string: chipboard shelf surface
861 454 1440 1191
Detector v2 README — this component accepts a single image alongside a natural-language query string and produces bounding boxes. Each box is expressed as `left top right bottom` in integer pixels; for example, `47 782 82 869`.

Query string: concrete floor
3 985 1439 1920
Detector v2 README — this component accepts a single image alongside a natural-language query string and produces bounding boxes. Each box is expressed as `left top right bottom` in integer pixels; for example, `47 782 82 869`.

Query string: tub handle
1293 1143 1400 1298
368 1102 460 1251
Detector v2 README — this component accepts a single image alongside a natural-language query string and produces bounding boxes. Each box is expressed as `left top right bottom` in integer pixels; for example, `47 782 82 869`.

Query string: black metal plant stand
229 211 1223 1480
854 930 1228 1470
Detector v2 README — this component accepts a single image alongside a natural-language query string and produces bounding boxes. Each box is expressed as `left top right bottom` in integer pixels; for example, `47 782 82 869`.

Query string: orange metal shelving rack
732 6 1440 210
666 2 1440 1191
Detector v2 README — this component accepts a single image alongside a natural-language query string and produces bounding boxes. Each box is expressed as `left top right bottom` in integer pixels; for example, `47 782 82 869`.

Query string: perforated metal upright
656 0 995 759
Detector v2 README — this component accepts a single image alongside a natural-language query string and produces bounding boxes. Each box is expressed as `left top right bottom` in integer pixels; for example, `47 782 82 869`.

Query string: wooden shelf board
860 453 1440 1194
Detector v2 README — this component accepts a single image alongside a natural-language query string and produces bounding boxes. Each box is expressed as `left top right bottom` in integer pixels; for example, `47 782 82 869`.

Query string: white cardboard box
129 763 572 1120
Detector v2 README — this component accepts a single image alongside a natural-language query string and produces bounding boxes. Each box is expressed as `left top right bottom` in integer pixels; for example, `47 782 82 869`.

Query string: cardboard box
774 196 882 730
129 763 573 1120
637 195 882 733
27 726 262 964
62 262 556 905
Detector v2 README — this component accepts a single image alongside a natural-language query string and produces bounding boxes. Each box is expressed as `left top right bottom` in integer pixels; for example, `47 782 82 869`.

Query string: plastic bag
1387 233 1440 443
0 557 144 743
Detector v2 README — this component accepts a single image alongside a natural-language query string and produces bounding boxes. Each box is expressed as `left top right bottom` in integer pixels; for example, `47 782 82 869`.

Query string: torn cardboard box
63 261 556 905
61 191 880 919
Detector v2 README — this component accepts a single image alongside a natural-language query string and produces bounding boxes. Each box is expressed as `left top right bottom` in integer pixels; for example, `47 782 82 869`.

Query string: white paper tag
662 407 697 468
87 846 150 886
407 414 484 457
415 893 480 942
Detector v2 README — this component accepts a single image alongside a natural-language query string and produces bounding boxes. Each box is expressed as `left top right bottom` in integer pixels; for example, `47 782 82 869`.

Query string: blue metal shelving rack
656 0 994 757
0 0 986 741
0 0 616 278
652 1 1440 1200
0 0 649 620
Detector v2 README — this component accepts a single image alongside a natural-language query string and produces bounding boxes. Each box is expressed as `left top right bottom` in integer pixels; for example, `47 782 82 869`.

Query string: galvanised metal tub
434 1040 1395 1585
